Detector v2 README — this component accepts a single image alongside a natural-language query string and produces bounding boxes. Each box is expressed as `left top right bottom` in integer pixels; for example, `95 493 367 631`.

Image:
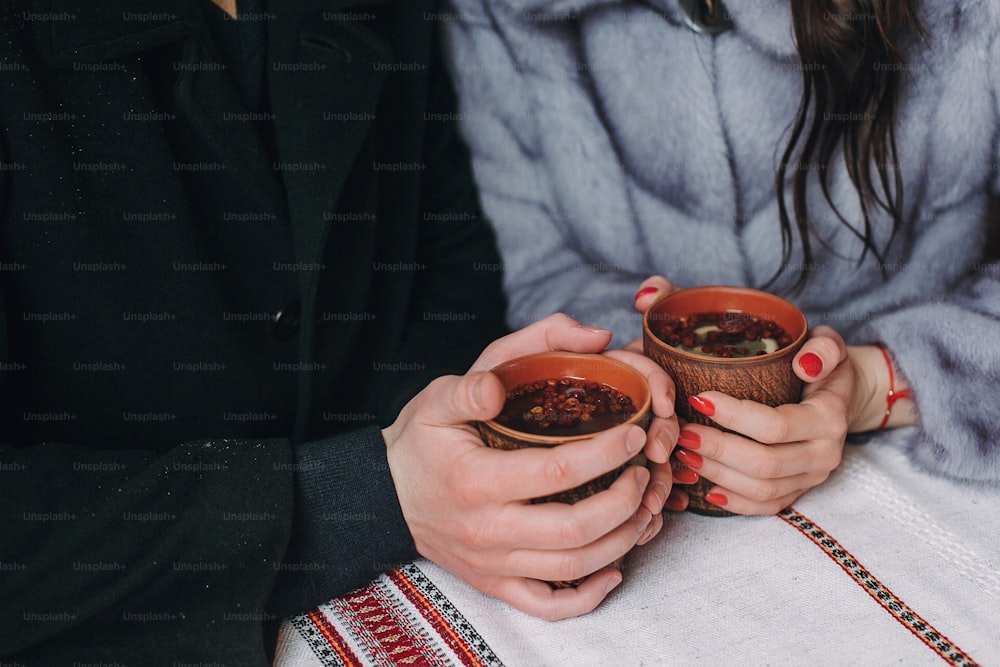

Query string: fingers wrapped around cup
641 286 808 516
477 352 652 587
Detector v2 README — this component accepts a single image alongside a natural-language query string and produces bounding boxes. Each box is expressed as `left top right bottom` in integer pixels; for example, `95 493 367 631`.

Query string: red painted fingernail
634 286 658 301
665 489 687 512
677 429 701 450
687 395 715 417
798 352 823 378
674 468 699 485
675 448 703 470
704 492 729 507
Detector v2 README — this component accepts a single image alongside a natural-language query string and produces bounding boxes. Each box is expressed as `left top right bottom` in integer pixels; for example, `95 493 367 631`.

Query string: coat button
272 301 301 340
677 0 734 34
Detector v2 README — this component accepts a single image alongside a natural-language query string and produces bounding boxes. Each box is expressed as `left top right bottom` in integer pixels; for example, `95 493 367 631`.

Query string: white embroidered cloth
275 439 1000 666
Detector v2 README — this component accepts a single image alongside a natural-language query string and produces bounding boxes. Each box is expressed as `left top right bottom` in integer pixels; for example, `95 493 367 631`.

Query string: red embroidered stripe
293 565 502 666
307 609 364 667
779 507 979 667
335 587 445 666
389 568 486 667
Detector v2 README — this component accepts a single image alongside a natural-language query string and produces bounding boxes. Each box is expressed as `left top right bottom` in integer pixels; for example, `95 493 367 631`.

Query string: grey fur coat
444 0 1000 482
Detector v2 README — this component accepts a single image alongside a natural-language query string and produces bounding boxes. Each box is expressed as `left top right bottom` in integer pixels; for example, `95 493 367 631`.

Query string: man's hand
383 314 676 620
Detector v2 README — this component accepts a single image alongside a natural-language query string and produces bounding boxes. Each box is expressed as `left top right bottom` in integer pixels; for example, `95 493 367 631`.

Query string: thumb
427 371 507 426
792 325 847 383
633 275 679 314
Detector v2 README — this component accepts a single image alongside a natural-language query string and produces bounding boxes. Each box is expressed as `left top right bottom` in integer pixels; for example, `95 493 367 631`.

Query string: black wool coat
0 0 508 662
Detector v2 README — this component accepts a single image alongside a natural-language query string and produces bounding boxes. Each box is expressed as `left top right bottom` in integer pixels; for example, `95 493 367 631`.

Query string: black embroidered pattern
779 508 979 667
399 563 506 667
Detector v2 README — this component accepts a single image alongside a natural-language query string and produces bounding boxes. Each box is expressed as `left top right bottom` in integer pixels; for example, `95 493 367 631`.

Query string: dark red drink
495 378 637 436
653 311 793 358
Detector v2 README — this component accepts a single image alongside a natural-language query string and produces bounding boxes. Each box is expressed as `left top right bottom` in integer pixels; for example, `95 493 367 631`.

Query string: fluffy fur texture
445 0 1000 483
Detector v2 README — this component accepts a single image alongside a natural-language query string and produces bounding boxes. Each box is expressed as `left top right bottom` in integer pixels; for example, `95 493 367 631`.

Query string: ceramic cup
642 286 808 517
477 351 652 587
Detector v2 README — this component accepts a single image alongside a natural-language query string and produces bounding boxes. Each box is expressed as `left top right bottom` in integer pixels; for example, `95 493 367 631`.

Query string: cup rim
480 351 653 445
642 285 808 364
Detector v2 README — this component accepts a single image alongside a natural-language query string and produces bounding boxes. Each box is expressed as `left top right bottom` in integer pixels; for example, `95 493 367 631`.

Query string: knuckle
828 410 849 439
751 451 784 479
547 312 578 328
810 335 840 359
821 446 843 472
540 453 575 491
451 470 484 507
746 479 781 502
765 499 792 515
554 513 588 546
809 325 843 348
756 418 790 445
812 470 832 487
554 553 586 582
463 520 497 551
424 375 454 401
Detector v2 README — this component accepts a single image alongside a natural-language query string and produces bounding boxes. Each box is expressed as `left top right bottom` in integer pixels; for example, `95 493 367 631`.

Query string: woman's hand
669 325 853 514
625 275 680 353
628 276 918 514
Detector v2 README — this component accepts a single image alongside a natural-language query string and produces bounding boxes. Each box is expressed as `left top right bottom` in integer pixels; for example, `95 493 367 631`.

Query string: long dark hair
772 0 924 289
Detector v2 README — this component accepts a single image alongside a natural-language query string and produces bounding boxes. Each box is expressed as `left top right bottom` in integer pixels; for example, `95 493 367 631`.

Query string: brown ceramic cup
642 286 808 517
477 351 652 587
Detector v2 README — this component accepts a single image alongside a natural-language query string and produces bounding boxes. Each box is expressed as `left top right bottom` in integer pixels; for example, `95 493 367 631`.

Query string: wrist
846 345 886 433
846 344 916 433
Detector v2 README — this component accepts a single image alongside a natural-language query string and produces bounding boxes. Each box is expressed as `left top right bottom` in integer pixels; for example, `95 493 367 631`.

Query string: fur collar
500 0 997 61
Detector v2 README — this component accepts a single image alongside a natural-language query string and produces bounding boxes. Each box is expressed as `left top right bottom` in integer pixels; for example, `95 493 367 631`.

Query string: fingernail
634 286 658 302
798 352 823 378
470 374 489 414
637 522 656 546
578 324 612 336
687 395 715 417
603 571 623 594
705 492 729 507
677 429 701 450
674 468 699 485
675 448 703 470
665 489 687 512
636 507 653 530
654 430 674 459
626 426 645 454
651 482 669 513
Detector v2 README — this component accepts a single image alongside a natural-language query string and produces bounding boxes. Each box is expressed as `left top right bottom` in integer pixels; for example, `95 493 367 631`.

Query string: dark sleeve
0 412 413 656
373 33 510 419
267 426 417 616
0 432 295 659
0 413 415 656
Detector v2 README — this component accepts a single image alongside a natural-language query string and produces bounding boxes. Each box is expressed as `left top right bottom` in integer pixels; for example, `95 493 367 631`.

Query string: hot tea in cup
477 352 651 586
642 286 808 516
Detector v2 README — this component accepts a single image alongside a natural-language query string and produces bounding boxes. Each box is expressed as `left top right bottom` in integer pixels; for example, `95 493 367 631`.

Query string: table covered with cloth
274 435 1000 666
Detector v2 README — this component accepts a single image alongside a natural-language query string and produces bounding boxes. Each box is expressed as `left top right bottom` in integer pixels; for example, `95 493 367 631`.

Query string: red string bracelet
875 343 911 430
